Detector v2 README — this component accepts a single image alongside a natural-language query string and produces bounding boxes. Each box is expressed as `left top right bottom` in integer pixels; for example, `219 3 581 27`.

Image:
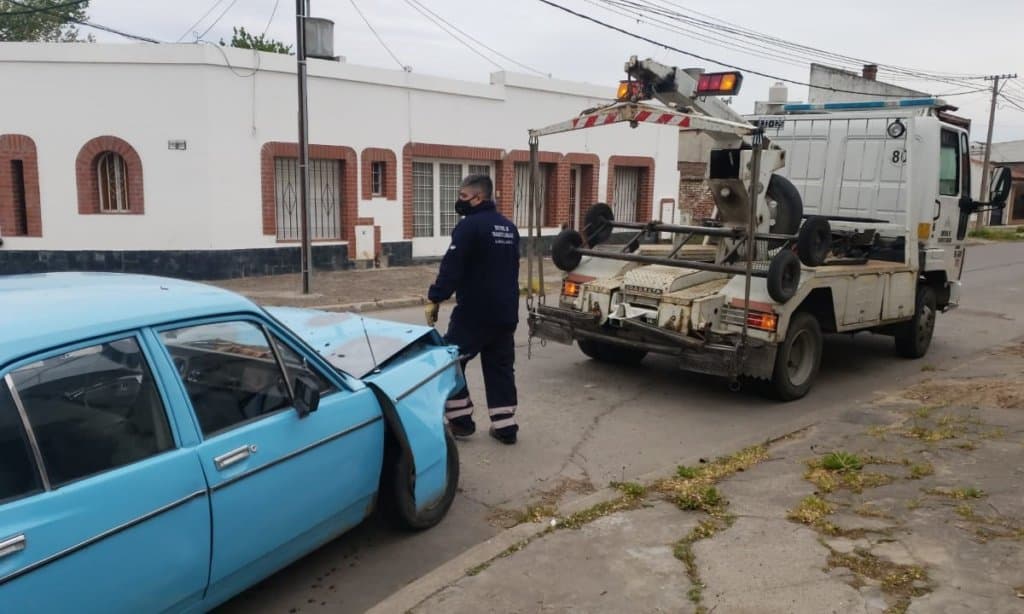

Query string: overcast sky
84 0 1024 141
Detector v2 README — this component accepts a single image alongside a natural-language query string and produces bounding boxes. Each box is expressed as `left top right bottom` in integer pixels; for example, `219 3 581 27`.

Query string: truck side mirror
989 166 1012 207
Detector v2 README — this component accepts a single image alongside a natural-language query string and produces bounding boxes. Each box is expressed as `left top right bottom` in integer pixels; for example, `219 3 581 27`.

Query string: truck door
929 128 968 286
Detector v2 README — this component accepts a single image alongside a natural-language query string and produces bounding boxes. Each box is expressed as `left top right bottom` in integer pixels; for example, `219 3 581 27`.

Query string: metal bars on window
514 162 547 228
612 166 641 223
412 161 435 238
274 157 342 241
439 163 462 235
97 152 129 212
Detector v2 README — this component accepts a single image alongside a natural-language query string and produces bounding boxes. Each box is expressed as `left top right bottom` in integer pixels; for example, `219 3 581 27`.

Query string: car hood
266 306 438 378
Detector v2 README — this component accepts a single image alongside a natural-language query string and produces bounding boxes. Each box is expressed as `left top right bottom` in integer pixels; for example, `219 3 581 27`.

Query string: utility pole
295 0 312 293
976 73 1017 229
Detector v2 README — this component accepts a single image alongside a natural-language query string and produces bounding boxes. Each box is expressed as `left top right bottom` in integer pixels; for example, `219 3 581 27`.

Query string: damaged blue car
0 273 462 613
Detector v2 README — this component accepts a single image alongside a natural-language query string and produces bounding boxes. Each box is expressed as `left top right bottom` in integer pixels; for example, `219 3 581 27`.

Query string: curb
307 297 427 313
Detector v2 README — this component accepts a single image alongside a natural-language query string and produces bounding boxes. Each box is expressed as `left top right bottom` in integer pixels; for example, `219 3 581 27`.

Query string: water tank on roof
769 82 788 103
305 17 335 60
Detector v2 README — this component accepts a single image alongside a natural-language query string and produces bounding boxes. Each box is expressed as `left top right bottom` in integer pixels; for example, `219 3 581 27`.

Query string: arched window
76 136 144 215
96 151 129 212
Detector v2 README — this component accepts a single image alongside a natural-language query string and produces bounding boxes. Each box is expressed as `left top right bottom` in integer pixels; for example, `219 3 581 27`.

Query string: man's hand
424 302 440 327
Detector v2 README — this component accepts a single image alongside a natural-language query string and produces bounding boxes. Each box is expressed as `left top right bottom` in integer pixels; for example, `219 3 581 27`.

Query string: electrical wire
403 0 500 71
174 0 226 42
634 0 988 87
0 0 88 17
261 0 280 37
536 0 985 99
196 0 239 40
349 0 407 71
406 0 549 77
7 0 161 42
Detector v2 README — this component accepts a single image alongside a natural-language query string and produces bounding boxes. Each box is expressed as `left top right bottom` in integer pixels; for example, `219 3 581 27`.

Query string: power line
536 0 983 99
404 0 500 71
7 0 160 42
349 0 408 71
0 0 88 17
196 0 240 40
406 0 549 77
262 0 280 37
175 0 226 42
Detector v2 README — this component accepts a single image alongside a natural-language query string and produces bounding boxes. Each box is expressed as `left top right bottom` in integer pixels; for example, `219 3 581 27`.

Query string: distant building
808 63 928 104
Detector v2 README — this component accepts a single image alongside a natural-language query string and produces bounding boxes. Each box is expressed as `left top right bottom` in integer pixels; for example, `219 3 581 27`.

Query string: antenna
359 315 380 373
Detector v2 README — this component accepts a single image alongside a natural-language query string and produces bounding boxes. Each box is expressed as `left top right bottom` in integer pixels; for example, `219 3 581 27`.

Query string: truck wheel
894 286 936 358
583 203 614 246
552 229 584 271
767 249 800 303
578 338 647 365
770 312 822 401
382 428 460 531
766 175 803 236
797 216 832 266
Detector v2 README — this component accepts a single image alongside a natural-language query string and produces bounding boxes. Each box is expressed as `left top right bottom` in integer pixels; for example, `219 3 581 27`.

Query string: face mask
455 199 473 216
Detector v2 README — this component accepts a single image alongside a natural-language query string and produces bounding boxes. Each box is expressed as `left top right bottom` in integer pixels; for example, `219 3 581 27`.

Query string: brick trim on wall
401 142 505 240
361 147 397 200
607 155 655 222
564 153 600 229
76 135 144 215
260 142 358 245
677 161 714 222
0 134 42 237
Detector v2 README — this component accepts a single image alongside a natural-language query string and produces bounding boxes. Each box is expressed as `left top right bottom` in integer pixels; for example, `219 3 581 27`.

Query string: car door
0 335 211 614
154 318 384 606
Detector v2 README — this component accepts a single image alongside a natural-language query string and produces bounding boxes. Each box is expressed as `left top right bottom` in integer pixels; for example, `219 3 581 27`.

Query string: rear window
0 380 42 503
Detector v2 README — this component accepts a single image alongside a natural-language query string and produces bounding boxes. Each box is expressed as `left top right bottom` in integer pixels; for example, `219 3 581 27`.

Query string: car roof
0 273 260 368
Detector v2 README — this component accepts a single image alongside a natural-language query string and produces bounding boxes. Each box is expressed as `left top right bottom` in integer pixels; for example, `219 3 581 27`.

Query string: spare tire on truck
766 174 803 236
582 203 614 246
552 229 584 272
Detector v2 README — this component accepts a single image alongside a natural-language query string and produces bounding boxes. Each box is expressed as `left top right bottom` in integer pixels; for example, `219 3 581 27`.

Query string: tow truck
524 56 1012 400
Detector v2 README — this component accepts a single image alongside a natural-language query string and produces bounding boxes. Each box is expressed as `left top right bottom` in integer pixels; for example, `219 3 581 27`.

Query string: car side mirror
293 375 321 417
989 166 1012 207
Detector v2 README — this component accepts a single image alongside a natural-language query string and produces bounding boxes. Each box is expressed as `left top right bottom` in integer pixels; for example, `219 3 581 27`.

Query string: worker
424 173 520 445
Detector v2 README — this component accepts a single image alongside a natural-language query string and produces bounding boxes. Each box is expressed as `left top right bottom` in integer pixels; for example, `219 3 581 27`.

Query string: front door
0 336 210 613
155 319 384 605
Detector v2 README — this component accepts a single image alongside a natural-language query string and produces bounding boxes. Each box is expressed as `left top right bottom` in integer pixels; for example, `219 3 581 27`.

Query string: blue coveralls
428 201 520 437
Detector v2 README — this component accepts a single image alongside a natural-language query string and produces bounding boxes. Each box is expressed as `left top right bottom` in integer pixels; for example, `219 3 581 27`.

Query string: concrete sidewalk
211 258 559 312
370 342 1024 614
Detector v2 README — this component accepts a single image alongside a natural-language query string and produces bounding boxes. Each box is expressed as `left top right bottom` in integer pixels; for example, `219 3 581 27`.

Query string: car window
271 334 336 397
0 380 43 503
8 338 174 488
160 321 292 437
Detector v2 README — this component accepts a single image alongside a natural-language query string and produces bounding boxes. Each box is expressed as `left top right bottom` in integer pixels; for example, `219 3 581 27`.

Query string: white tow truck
524 56 1012 400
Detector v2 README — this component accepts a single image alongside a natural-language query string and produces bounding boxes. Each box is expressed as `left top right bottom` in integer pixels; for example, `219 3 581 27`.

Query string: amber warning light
616 80 652 102
695 71 743 96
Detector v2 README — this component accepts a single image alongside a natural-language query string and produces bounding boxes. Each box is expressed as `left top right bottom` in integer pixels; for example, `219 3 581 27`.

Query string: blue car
0 273 462 612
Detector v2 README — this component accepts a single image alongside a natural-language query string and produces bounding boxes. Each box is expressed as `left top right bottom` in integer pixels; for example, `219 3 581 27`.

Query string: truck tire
766 174 803 236
770 312 822 401
578 338 647 365
552 229 584 271
767 249 801 303
382 428 460 531
797 216 832 267
583 203 614 246
894 286 937 358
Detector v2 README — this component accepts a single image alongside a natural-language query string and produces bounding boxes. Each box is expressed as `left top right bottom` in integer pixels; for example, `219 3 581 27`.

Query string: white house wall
0 43 679 263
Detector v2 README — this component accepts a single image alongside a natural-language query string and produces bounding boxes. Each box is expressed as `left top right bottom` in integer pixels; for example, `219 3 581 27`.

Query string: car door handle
214 444 257 470
0 534 26 559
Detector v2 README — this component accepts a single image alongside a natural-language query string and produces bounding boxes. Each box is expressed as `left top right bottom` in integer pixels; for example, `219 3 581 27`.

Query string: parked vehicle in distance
0 273 462 613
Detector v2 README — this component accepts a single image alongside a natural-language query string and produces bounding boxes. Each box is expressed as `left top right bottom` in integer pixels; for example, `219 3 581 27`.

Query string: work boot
489 425 517 445
448 416 476 438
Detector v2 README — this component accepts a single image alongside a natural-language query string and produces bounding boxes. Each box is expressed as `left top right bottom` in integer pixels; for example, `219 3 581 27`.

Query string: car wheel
769 312 822 401
797 216 832 267
894 286 936 359
384 428 459 531
578 338 647 365
766 249 801 303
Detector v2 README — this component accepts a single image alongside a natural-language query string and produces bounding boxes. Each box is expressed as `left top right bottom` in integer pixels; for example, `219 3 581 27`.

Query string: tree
0 0 94 42
220 26 291 54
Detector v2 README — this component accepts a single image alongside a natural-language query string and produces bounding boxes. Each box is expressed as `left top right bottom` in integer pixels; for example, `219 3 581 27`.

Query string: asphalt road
218 241 1024 614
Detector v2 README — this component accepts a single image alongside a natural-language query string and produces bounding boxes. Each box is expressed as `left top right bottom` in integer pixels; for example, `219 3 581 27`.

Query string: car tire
797 216 832 267
583 203 615 246
894 285 937 359
552 229 584 272
766 249 801 303
384 428 459 531
766 174 803 236
769 312 822 401
578 338 647 365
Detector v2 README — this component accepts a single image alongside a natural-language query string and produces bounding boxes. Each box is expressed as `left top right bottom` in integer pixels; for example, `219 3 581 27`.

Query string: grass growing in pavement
969 226 1024 241
805 453 895 494
788 495 835 527
909 463 934 479
821 451 864 472
826 548 929 614
653 444 769 514
673 515 736 613
924 486 986 500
